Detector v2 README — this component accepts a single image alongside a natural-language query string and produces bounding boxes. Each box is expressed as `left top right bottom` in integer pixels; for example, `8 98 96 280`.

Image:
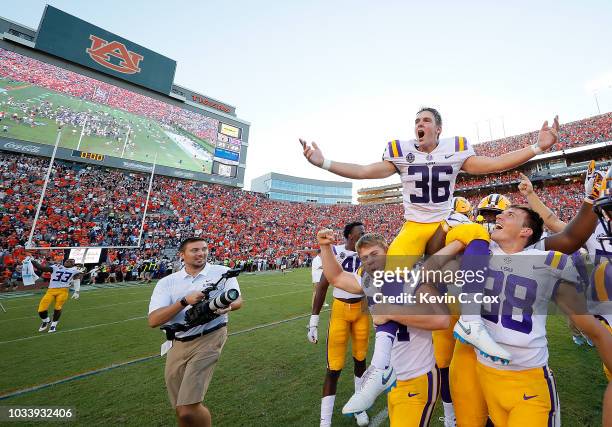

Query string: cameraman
148 238 242 427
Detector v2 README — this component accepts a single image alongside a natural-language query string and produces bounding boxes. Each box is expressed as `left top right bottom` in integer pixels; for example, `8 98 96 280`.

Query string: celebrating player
301 108 560 413
30 257 83 333
301 108 560 362
440 205 612 426
308 222 369 427
316 229 450 426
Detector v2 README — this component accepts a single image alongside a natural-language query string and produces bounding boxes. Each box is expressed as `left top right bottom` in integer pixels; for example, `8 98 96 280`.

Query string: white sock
443 401 455 419
320 395 335 427
371 331 395 369
42 317 50 322
50 321 58 327
354 375 363 392
460 314 482 323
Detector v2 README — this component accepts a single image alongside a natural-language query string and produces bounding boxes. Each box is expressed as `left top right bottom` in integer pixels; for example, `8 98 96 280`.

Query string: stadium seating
0 149 595 287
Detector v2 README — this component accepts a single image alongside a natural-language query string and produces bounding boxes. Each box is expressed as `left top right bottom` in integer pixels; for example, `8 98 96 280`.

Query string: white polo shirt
148 263 241 339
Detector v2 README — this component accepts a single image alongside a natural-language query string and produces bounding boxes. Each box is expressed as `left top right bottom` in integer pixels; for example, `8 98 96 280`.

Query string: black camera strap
173 322 227 342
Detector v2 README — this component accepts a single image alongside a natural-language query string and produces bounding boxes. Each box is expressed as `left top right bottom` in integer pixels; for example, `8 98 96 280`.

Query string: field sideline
0 269 606 426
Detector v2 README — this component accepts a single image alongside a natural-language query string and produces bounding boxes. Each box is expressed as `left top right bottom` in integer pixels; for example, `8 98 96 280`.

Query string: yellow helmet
451 196 472 215
477 194 511 214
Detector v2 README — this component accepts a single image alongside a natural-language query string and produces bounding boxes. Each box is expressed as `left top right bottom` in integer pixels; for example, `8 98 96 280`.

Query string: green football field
0 269 606 426
0 78 215 173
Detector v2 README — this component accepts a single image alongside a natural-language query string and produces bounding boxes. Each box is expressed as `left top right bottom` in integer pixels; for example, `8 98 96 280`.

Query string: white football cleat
38 320 50 332
453 318 511 364
342 365 395 414
354 411 369 426
439 416 457 427
48 324 57 333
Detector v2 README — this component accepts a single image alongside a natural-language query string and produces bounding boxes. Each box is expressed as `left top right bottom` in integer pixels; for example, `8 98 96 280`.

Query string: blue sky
9 1 612 192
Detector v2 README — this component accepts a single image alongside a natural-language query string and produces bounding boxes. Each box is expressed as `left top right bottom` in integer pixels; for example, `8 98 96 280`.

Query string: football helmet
451 196 472 215
593 166 612 249
475 194 511 233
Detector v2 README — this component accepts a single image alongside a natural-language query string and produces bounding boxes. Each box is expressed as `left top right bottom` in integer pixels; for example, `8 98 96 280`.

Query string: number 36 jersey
382 137 475 223
49 264 81 289
479 243 581 370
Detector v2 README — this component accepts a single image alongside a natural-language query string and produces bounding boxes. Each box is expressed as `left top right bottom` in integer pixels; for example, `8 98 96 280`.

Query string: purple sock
459 239 489 321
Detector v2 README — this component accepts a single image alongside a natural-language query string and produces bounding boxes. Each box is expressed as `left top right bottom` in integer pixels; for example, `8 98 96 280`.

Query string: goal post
25 130 157 252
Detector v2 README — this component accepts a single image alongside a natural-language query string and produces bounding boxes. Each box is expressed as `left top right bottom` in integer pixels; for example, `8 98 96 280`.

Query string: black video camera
161 268 241 340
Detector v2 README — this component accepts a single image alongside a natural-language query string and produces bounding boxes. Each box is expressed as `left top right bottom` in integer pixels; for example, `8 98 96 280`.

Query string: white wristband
531 143 543 155
309 314 320 327
321 158 332 171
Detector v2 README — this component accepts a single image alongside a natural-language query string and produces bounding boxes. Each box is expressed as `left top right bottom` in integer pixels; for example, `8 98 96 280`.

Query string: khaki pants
164 327 228 407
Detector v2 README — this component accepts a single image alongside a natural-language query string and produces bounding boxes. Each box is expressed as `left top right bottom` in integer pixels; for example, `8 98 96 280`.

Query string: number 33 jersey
479 243 581 370
49 264 81 289
382 137 475 223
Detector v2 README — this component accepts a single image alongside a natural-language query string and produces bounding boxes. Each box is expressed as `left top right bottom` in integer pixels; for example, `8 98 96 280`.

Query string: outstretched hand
536 115 560 151
517 172 534 196
300 139 324 167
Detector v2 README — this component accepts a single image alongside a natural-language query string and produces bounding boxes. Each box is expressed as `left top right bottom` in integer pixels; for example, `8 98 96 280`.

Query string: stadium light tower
593 91 601 114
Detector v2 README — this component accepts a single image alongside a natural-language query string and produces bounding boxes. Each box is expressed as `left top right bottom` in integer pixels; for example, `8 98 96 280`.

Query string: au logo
86 35 143 75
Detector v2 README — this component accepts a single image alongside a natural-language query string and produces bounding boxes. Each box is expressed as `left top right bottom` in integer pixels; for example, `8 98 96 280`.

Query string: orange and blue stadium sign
35 5 176 94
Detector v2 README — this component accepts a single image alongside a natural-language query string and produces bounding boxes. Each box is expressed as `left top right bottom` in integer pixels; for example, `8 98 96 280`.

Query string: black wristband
180 297 188 307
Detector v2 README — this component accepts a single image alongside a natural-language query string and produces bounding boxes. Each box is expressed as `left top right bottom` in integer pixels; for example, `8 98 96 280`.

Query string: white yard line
0 309 330 399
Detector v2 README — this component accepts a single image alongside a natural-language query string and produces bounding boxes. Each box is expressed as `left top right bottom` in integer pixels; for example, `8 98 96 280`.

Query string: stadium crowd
0 48 218 143
0 148 593 289
473 112 612 156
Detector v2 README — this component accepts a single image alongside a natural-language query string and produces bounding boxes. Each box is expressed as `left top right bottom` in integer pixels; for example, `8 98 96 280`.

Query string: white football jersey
311 255 323 283
382 137 475 223
584 223 612 325
332 245 363 299
49 264 81 289
479 242 581 370
357 269 435 381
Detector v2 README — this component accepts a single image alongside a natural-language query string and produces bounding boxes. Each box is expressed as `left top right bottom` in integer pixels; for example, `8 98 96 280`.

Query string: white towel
21 258 39 286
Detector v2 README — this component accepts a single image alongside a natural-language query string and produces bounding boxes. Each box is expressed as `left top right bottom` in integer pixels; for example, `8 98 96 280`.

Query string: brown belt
334 296 364 304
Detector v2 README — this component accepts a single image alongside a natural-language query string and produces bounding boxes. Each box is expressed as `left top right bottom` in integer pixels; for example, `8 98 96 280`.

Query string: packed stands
473 112 612 156
0 148 596 288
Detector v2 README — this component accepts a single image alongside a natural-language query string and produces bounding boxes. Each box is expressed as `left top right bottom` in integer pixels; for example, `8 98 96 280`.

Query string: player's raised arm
300 139 396 179
316 229 363 294
518 172 566 233
461 116 559 175
29 258 53 273
543 166 606 252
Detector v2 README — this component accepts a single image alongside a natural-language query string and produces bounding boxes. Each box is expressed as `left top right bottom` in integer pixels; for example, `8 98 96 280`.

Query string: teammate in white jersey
310 251 329 309
308 222 369 427
30 258 83 333
592 166 612 382
441 205 612 426
301 107 561 365
317 230 450 426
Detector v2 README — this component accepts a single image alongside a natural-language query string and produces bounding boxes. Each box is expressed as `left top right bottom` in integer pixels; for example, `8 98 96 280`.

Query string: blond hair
355 233 388 252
